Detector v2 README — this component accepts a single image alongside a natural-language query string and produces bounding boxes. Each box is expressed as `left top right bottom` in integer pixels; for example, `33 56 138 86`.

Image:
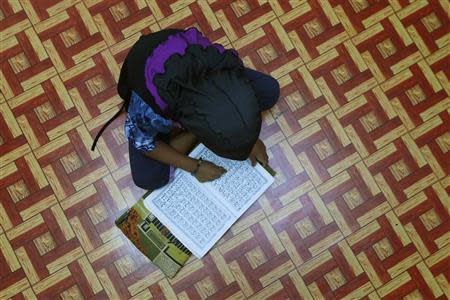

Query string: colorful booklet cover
115 195 191 278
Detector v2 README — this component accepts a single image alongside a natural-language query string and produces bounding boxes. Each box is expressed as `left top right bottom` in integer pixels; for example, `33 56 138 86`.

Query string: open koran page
188 144 274 217
144 143 274 258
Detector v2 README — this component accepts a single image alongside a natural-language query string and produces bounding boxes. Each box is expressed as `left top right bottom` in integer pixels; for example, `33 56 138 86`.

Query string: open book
144 143 275 258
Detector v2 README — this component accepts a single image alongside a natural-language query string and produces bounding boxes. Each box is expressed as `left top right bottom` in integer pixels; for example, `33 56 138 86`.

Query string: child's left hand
249 139 268 167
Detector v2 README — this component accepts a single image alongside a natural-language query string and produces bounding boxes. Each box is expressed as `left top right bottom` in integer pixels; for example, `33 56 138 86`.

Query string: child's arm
143 131 226 182
143 137 198 173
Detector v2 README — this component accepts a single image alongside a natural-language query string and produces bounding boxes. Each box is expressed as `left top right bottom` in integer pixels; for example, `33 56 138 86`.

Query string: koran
144 143 275 258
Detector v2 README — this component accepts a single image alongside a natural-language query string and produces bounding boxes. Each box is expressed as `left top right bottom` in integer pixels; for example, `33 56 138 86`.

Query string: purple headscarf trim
144 27 239 112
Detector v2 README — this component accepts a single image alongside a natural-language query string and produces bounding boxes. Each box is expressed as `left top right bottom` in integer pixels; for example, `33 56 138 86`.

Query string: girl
92 27 280 190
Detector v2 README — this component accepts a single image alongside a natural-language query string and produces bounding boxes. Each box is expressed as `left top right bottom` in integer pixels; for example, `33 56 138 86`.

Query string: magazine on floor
115 194 191 278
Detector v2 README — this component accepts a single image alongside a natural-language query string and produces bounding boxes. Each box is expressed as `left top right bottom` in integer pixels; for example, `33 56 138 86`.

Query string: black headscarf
153 44 261 160
92 29 261 160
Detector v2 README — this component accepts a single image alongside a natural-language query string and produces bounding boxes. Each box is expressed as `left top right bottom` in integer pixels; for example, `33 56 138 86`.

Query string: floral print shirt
124 91 174 152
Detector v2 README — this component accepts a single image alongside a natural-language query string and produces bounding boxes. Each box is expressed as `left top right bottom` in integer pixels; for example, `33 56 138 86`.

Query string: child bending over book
92 27 280 190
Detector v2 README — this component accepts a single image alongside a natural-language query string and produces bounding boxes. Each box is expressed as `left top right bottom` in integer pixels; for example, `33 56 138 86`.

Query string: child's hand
194 160 227 183
248 139 268 167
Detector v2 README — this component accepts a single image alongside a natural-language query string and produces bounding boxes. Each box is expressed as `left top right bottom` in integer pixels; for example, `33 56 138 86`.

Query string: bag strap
91 57 130 151
90 102 125 151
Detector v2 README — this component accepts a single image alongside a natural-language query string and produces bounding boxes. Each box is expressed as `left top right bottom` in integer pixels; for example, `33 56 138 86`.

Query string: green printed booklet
116 143 276 278
115 195 191 278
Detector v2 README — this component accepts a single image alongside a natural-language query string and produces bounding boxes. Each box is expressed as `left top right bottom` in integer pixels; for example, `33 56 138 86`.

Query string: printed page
188 144 274 216
144 170 235 258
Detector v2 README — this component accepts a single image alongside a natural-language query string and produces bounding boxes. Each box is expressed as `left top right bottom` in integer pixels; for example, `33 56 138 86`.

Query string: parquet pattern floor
1 0 449 299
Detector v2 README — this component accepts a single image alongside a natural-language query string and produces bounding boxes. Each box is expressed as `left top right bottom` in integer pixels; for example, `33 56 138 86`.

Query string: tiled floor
1 0 449 299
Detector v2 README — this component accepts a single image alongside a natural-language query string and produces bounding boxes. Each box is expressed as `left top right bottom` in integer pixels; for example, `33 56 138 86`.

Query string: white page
144 170 235 258
188 144 274 216
144 143 274 258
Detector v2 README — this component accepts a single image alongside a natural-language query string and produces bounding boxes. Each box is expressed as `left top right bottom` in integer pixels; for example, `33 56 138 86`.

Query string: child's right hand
194 160 227 183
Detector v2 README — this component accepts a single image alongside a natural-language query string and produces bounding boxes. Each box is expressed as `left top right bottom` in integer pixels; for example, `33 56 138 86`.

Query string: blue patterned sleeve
124 91 173 152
